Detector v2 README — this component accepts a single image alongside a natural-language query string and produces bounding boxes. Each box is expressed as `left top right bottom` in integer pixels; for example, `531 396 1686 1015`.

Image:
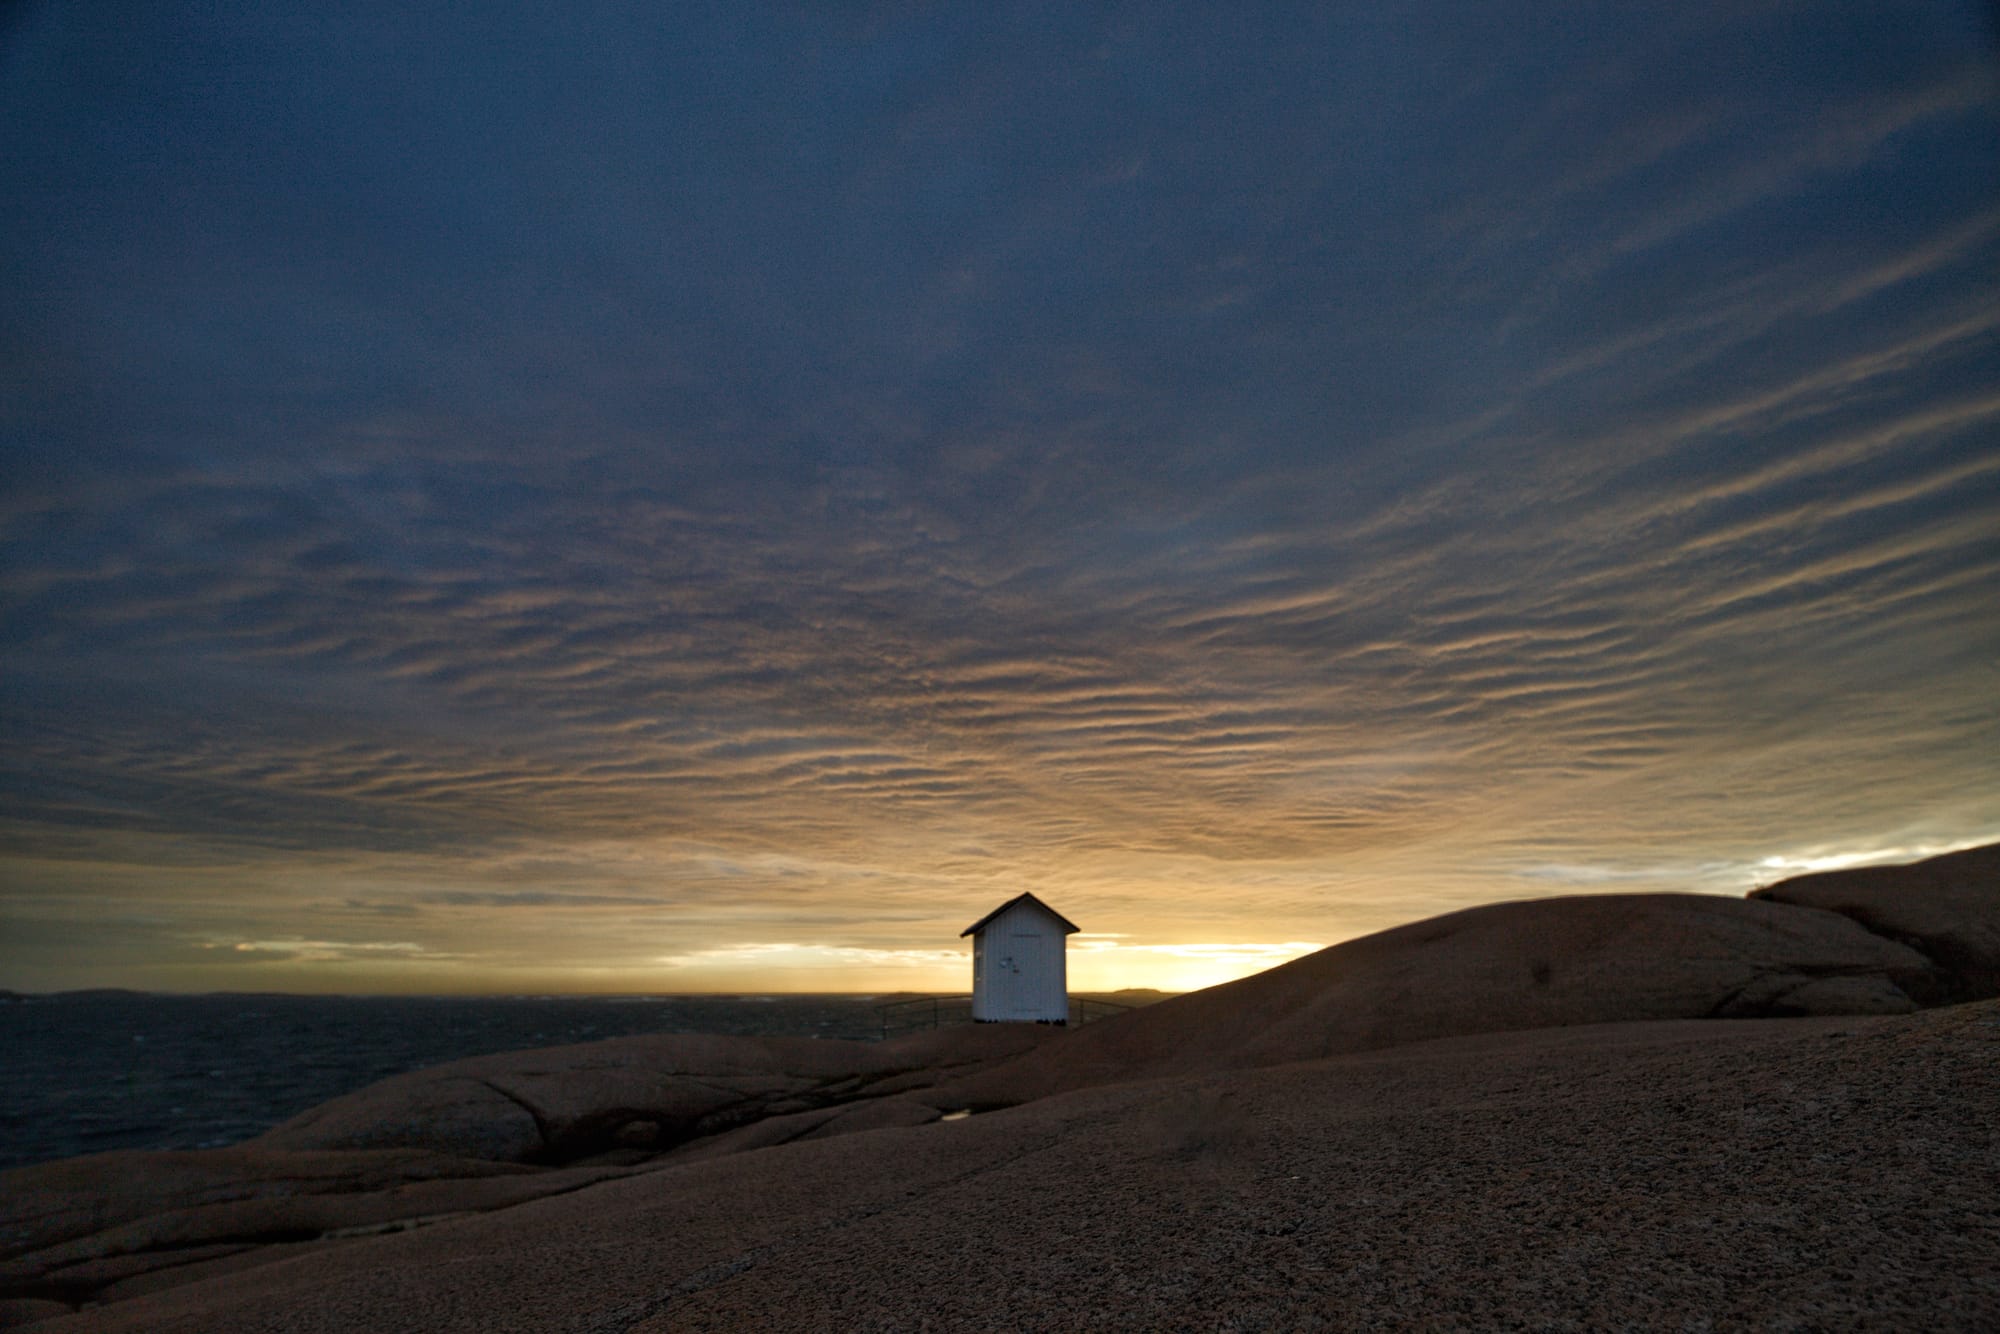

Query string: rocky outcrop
0 1147 530 1262
0 1147 595 1315
1750 843 2000 1004
248 1024 1056 1164
6 844 1994 1327
21 1002 2000 1333
225 855 1991 1167
659 1092 948 1165
938 891 1935 1107
0 1028 1058 1317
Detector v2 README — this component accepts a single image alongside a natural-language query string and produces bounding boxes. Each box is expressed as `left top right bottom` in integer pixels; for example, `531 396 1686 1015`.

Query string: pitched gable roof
960 891 1081 938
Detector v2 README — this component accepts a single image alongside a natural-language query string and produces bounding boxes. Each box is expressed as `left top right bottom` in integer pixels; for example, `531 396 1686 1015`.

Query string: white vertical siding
970 899 1069 1022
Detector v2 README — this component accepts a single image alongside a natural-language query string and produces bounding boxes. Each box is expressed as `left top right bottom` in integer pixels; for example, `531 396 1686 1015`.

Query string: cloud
421 891 662 909
654 943 969 971
200 937 450 964
1069 939 1323 963
2 1 1997 991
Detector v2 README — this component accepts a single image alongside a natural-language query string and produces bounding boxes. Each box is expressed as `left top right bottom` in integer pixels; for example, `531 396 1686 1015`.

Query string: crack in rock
573 1253 766 1334
472 1079 558 1156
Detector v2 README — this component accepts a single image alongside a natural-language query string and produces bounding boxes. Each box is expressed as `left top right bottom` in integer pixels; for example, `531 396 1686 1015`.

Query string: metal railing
1071 996 1134 1026
876 994 974 1039
875 994 1133 1040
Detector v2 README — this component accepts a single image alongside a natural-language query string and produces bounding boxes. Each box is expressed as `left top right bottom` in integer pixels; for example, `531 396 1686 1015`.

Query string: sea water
0 992 895 1170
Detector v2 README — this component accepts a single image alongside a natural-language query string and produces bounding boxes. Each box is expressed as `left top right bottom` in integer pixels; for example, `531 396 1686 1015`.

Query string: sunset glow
3 2 1996 995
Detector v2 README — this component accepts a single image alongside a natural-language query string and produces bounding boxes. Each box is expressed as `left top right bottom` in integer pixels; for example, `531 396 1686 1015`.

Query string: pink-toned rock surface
1751 843 2000 1003
0 1146 528 1263
8 853 1996 1329
0 1027 1060 1319
0 1147 635 1315
661 1092 946 1166
251 1023 1058 1163
939 891 1933 1107
0 1300 69 1327
19 1003 1998 1332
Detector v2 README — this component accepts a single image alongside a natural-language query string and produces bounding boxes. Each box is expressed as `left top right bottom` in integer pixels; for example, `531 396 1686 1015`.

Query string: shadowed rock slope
0 1026 1059 1321
938 889 1954 1108
3 843 1994 1328
247 1021 1059 1164
19 1004 2000 1332
1751 842 2000 1003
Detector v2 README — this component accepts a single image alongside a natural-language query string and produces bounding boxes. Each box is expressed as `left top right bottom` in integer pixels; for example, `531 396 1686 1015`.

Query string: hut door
1009 932 1043 1016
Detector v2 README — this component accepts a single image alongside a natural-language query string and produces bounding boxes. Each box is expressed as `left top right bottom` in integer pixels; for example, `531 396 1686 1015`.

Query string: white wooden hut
961 892 1079 1024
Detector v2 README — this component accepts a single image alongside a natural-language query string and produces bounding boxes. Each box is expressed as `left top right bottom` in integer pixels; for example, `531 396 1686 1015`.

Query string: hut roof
960 892 1081 938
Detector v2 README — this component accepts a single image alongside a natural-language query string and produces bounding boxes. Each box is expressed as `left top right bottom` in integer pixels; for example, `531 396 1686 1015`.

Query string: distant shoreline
8 987 911 1000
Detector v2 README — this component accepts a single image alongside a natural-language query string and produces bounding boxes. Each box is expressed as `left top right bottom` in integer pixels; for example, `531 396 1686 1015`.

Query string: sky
3 1 1997 996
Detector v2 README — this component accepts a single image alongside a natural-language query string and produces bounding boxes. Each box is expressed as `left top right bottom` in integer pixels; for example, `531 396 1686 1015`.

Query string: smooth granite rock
938 891 1934 1107
249 1024 1058 1164
1751 842 2000 1003
0 1147 630 1317
0 1147 531 1265
8 847 1995 1329
20 1002 1998 1333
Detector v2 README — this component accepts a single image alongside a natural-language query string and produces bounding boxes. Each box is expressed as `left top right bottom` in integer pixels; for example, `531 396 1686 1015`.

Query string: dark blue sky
3 1 1997 992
